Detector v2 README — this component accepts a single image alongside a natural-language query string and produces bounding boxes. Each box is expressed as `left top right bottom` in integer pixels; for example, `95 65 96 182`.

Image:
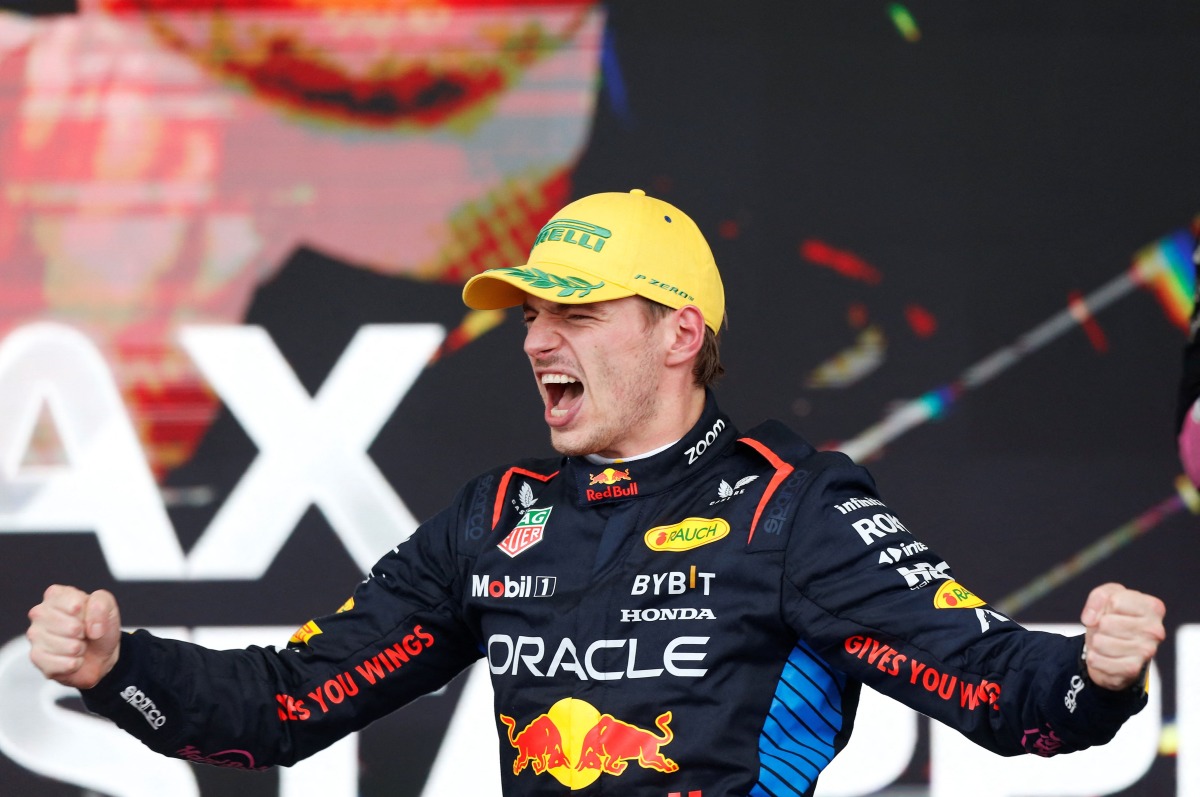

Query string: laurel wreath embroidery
495 267 605 298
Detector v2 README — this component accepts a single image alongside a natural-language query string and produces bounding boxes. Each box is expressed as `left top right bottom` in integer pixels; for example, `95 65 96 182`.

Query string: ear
663 305 706 368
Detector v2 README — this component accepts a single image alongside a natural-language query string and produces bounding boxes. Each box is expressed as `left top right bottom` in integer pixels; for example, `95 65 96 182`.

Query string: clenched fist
27 585 122 689
1080 582 1166 691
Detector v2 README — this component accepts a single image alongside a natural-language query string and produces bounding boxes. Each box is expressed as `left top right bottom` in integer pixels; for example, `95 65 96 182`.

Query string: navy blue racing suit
81 393 1146 796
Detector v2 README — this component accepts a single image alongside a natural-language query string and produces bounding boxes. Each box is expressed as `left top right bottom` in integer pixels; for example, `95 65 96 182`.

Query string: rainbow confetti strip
1131 221 1198 331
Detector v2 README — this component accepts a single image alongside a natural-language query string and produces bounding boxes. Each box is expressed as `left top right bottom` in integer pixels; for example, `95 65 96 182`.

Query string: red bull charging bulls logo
589 467 631 486
586 468 638 501
500 698 678 789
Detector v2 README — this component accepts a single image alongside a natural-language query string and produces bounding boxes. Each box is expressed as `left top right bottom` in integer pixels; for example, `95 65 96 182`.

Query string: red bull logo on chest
500 697 679 789
586 467 638 501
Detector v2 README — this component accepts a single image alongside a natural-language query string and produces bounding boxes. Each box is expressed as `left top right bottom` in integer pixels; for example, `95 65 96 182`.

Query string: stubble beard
547 348 662 458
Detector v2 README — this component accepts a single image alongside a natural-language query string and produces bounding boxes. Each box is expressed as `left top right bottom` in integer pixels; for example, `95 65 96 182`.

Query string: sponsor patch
175 746 268 771
933 580 986 609
1022 724 1065 757
876 540 928 564
896 560 951 589
289 620 322 645
843 634 1001 712
590 467 632 486
500 697 678 789
586 467 639 501
850 512 909 544
465 473 496 541
710 475 758 504
487 634 708 680
1064 674 1086 713
121 685 167 729
834 496 886 515
277 625 436 723
620 607 715 622
631 567 715 596
472 574 557 598
685 418 726 465
499 506 553 558
644 518 730 551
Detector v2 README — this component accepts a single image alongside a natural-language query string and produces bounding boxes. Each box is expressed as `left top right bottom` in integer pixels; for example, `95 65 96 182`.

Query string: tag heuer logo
498 506 553 558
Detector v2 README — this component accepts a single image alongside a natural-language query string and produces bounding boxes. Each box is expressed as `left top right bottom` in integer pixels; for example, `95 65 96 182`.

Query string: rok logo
120 685 167 730
896 560 951 589
644 518 729 551
850 512 909 544
498 506 553 558
500 697 678 789
933 581 986 609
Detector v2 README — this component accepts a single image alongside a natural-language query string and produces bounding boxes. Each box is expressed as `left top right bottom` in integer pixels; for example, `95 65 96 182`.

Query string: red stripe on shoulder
492 467 558 529
738 436 795 544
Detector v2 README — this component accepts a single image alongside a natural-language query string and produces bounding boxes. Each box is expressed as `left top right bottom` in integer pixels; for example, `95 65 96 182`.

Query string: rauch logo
644 517 729 552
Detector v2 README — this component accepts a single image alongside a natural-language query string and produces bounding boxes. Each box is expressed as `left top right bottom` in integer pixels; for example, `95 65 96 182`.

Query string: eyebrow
521 301 604 315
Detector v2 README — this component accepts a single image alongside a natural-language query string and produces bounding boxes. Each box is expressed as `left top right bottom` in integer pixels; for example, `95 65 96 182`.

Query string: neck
616 385 706 458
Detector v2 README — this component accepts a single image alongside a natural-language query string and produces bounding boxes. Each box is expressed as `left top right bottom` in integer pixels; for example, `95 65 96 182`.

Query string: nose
522 312 560 358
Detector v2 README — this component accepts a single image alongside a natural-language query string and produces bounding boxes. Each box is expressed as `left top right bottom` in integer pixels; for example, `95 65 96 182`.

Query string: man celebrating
28 189 1165 795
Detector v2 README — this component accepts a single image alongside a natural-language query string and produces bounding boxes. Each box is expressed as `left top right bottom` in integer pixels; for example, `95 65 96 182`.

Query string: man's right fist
27 585 122 689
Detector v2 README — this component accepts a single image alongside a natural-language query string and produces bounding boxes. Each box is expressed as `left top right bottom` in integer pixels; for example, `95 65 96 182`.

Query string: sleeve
781 456 1146 757
78 490 485 769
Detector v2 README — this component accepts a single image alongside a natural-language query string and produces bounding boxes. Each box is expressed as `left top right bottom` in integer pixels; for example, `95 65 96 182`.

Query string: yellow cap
462 189 725 333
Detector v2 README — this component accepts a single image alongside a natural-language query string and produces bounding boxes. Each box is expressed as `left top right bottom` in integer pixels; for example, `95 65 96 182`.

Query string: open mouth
541 373 583 418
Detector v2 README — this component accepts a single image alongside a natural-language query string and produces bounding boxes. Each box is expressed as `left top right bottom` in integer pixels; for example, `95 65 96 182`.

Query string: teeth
550 408 569 417
541 374 578 384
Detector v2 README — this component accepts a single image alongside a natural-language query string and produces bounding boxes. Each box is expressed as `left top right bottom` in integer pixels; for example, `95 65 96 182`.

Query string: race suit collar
567 390 737 507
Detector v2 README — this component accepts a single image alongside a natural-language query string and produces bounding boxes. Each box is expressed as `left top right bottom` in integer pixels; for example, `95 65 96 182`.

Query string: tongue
550 382 584 417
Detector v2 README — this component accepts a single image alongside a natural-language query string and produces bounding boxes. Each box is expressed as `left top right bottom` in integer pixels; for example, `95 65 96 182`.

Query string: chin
549 428 591 458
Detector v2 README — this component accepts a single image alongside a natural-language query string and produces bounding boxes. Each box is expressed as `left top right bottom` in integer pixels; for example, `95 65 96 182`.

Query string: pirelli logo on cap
532 219 611 252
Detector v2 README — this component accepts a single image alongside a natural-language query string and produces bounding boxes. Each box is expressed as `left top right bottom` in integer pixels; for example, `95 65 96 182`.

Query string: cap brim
463 263 635 310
